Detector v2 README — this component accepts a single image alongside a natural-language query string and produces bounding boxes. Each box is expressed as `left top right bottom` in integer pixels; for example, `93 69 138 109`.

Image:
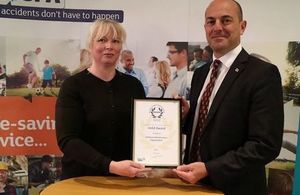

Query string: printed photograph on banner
146 59 171 98
244 41 300 194
123 40 170 98
0 155 28 195
145 41 189 99
5 37 80 97
115 49 150 96
27 155 62 194
0 36 6 96
187 42 213 72
186 42 213 100
72 48 92 75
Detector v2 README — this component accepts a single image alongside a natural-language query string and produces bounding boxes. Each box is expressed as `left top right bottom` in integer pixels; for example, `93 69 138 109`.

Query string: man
23 47 41 89
146 56 158 87
163 42 188 98
173 1 284 194
28 155 54 188
202 45 213 63
0 162 16 195
118 50 149 94
189 48 205 71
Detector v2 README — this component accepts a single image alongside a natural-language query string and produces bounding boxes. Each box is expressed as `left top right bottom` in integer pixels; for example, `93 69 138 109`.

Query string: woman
147 60 171 98
55 19 148 179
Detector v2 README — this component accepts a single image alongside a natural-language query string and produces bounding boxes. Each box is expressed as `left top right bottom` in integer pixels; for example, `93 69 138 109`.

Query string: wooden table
41 176 223 195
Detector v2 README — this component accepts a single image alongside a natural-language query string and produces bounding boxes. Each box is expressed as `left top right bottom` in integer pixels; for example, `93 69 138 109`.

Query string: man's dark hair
151 56 158 62
166 42 188 53
193 48 203 53
41 155 53 163
233 0 243 21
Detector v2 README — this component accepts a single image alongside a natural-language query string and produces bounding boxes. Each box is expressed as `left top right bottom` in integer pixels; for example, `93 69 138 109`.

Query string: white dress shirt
189 44 243 153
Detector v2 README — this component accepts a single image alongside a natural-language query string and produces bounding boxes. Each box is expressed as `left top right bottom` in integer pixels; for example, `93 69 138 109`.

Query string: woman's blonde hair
87 19 126 50
156 60 171 88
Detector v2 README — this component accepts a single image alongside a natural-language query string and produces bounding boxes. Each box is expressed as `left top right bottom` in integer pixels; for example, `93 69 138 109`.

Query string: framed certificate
132 98 182 167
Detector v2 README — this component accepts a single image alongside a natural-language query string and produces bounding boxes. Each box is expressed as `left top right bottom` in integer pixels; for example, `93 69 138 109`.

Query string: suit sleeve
205 65 284 189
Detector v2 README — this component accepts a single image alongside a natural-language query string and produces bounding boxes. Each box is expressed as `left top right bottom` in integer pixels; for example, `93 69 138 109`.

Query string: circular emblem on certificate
150 104 164 118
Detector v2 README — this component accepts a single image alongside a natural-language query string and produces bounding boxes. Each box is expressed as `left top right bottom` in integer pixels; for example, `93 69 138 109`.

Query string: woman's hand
109 160 151 177
173 162 208 184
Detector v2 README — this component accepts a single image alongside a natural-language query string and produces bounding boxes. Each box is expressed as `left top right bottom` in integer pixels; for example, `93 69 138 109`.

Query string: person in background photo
189 48 205 71
80 48 92 69
202 45 213 63
0 162 16 195
0 64 6 96
0 64 5 79
146 56 158 88
147 60 171 98
118 50 149 95
164 42 188 98
268 169 293 195
41 59 56 92
23 47 41 89
55 19 150 180
28 155 54 188
174 0 284 194
73 49 93 75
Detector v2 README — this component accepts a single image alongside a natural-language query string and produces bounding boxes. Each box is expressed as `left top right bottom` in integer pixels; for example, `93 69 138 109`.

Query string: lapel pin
235 68 239 72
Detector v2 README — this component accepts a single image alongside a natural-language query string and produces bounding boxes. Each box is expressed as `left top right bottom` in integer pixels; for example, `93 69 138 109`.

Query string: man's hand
173 95 190 119
173 162 208 184
109 160 151 177
180 96 190 119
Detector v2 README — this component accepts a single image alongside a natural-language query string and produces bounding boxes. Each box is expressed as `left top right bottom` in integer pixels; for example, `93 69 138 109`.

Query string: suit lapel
201 49 249 136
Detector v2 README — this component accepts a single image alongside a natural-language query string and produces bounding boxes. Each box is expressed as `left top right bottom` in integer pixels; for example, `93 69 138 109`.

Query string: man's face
202 49 211 61
167 45 181 67
41 162 52 171
0 170 8 183
193 51 202 61
122 53 134 70
204 0 246 57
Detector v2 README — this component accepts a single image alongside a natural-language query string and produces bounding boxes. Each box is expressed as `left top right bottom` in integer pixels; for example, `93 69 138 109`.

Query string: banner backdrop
0 97 60 155
0 0 300 194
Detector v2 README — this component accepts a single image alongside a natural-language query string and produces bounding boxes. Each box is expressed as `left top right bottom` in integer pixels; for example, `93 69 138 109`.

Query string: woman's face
0 170 8 183
91 33 122 67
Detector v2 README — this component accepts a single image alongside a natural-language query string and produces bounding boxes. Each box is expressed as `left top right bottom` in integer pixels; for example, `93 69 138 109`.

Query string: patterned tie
190 59 221 162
